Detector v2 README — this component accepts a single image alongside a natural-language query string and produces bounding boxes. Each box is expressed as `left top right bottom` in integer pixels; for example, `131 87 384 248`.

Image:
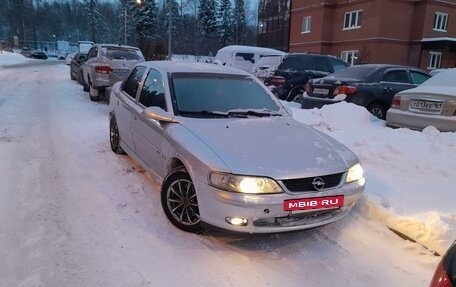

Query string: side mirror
142 106 178 123
79 55 86 61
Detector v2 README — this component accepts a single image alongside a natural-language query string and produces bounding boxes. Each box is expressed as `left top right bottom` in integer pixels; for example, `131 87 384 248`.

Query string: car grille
281 172 345 192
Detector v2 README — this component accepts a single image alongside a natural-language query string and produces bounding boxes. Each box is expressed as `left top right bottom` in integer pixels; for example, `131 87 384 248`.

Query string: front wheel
110 117 125 154
161 170 204 233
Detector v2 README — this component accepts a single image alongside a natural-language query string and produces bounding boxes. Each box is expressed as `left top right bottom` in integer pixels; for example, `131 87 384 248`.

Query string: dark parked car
70 52 87 85
20 47 32 58
429 241 455 287
301 64 430 119
264 53 349 102
30 51 48 59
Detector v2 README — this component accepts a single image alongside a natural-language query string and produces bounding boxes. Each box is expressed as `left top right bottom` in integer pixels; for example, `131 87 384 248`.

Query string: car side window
87 47 97 59
382 70 410 83
122 66 146 99
410 71 430 85
312 57 331 73
139 69 167 111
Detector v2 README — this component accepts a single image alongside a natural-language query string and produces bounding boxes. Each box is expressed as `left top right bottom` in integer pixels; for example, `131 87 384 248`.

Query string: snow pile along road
0 51 29 67
285 101 456 256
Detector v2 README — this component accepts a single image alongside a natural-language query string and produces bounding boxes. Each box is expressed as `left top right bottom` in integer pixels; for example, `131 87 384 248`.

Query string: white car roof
139 61 254 76
217 45 285 55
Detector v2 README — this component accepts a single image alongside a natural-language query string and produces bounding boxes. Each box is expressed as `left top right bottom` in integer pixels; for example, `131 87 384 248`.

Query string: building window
428 52 442 69
433 12 448 31
301 16 311 33
341 50 359 66
343 10 362 30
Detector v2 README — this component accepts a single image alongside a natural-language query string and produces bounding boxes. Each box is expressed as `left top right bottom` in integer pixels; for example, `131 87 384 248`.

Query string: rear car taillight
305 83 311 94
333 85 357 96
270 76 286 87
391 95 401 109
95 65 113 74
430 261 451 287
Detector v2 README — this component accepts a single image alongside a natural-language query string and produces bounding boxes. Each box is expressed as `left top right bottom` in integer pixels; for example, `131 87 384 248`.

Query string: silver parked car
108 61 365 233
82 44 144 101
386 68 456 132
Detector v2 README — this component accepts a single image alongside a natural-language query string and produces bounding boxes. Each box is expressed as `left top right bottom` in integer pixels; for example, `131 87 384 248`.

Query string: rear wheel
109 117 125 154
70 67 76 80
161 170 204 233
89 81 99 101
368 103 386 119
287 86 304 102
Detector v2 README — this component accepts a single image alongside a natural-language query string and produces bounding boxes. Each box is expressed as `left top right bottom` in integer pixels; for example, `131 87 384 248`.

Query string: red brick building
260 0 456 71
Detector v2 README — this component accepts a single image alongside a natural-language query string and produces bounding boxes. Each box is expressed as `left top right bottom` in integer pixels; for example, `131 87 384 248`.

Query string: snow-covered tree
216 0 232 46
197 0 217 54
233 0 246 44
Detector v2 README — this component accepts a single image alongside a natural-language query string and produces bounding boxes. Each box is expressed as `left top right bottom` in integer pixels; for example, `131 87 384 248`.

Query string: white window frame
343 10 362 30
428 52 442 69
301 16 311 34
433 12 448 32
341 50 359 66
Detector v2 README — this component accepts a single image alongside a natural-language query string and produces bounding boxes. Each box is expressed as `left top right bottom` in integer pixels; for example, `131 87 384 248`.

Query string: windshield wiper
179 110 229 118
226 109 282 117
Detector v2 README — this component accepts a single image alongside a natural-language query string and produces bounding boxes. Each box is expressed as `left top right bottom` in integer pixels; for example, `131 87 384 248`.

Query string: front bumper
386 109 456 132
195 178 365 233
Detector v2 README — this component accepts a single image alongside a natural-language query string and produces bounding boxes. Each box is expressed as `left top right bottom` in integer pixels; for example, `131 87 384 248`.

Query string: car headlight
346 163 364 183
209 172 283 194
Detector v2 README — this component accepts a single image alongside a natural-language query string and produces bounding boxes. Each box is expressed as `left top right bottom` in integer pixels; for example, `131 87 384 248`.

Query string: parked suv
264 53 349 102
82 44 145 101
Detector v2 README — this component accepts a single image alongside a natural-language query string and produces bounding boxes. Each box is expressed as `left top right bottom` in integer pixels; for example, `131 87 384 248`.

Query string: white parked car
82 44 144 101
214 45 285 73
108 61 365 233
65 53 75 65
386 68 456 132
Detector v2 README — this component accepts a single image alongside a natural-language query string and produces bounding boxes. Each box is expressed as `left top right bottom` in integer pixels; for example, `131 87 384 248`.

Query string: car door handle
133 115 137 120
383 87 393 92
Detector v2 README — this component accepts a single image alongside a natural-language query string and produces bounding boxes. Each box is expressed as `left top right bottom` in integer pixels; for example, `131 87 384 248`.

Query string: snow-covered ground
0 62 452 286
0 51 29 66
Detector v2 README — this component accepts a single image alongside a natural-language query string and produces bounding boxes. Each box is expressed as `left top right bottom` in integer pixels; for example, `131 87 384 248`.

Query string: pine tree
197 0 217 54
233 0 245 44
217 0 232 47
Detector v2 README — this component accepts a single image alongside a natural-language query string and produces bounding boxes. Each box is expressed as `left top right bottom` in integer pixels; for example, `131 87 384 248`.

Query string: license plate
409 100 443 112
313 88 329 95
283 195 344 211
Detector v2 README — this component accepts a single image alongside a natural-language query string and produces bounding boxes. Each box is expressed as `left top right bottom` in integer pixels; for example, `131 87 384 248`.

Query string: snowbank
0 51 29 67
285 101 456 255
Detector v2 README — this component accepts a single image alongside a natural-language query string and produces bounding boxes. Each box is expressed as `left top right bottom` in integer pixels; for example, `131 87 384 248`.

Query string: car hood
177 116 358 179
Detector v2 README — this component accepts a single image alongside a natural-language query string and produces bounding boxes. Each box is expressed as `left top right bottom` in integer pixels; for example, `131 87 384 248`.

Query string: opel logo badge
312 177 325 190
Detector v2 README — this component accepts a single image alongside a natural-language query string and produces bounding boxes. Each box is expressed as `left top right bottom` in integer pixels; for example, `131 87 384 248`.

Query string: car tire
70 68 76 80
161 169 205 233
367 103 387 120
287 86 304 102
109 117 126 155
89 81 99 101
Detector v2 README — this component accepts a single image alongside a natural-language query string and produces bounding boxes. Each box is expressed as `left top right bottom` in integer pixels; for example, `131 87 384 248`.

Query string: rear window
330 65 378 80
279 55 331 73
102 48 143 60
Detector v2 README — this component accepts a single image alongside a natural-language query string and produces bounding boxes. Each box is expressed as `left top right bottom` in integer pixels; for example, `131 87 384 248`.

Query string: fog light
225 217 248 226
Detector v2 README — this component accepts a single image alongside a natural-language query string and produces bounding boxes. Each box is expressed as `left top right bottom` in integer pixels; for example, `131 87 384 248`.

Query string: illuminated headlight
209 172 283 194
346 163 364 183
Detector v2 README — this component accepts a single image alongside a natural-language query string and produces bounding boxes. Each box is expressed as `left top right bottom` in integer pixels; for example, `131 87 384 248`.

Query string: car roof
94 44 140 50
139 61 253 76
217 45 285 55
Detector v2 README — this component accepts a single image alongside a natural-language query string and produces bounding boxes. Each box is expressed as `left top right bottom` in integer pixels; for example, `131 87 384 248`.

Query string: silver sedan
386 68 456 132
108 61 365 233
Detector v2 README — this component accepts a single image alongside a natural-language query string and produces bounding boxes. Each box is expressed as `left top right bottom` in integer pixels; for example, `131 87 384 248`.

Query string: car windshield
172 73 282 117
329 65 378 79
103 48 143 60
